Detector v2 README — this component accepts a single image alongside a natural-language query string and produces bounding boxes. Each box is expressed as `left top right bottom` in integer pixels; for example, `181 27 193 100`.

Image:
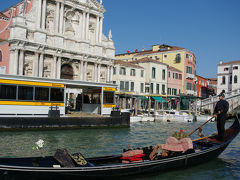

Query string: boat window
35 87 49 101
0 84 17 100
103 91 114 104
18 86 34 100
50 88 64 102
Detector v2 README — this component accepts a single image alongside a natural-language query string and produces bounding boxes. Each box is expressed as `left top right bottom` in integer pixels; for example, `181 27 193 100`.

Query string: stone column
59 2 64 34
96 16 100 43
80 60 84 80
78 13 82 39
94 63 98 82
39 53 44 78
55 1 60 33
37 0 42 28
109 66 113 82
97 64 101 82
41 0 47 29
18 50 25 75
33 52 39 77
52 56 57 78
99 17 103 43
13 49 19 75
106 65 110 82
9 50 15 74
85 12 89 40
57 57 61 79
84 61 88 81
82 12 86 40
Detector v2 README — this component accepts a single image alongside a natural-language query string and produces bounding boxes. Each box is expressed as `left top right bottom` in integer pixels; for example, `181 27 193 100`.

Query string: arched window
230 75 232 84
222 76 226 85
0 50 2 62
234 75 238 84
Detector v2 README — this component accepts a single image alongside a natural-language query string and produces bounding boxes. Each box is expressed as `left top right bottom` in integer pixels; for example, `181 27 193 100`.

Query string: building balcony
186 73 195 79
186 90 195 95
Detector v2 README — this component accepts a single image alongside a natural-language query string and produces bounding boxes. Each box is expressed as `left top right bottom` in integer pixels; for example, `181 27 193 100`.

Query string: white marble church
2 0 115 82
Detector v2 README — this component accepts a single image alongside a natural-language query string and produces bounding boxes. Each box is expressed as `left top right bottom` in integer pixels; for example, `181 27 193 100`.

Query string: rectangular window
35 87 49 101
119 67 126 75
130 69 136 76
224 67 229 71
179 89 181 94
120 81 124 90
131 82 134 91
179 74 182 80
125 81 129 91
150 83 154 94
141 70 144 77
175 73 178 79
50 88 64 102
0 85 16 100
168 88 171 95
140 83 144 93
173 72 175 79
168 71 170 78
162 84 165 94
162 69 165 80
173 89 177 95
18 86 33 100
152 67 156 79
113 67 116 75
156 84 160 94
186 83 192 90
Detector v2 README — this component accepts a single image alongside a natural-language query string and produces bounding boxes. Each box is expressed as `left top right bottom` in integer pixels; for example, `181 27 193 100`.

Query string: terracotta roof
116 44 186 57
168 66 182 73
136 46 185 56
131 57 168 66
218 60 240 66
114 60 144 69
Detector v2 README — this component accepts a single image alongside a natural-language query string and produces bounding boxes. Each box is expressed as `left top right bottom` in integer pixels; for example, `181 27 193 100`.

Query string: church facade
0 0 115 83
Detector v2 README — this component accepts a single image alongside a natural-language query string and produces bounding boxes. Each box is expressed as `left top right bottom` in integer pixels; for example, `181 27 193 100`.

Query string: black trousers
216 113 227 140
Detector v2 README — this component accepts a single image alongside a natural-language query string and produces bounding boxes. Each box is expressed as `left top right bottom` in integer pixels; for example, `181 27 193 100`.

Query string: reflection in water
0 121 239 179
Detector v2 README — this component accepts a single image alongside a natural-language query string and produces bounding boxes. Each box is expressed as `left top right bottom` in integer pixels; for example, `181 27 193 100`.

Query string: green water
0 121 239 179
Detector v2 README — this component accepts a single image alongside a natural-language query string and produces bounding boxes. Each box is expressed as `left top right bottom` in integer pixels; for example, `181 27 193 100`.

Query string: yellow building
116 44 197 95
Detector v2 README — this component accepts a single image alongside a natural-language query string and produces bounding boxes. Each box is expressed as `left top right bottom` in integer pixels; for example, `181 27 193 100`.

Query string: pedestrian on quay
213 90 229 141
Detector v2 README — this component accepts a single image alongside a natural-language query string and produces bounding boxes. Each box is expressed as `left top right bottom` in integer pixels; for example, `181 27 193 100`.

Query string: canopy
152 96 167 102
137 96 148 101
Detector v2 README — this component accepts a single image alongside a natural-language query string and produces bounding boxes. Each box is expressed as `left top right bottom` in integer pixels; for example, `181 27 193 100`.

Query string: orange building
196 75 209 98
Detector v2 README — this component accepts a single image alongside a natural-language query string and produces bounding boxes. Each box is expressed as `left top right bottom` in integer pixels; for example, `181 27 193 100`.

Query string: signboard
103 87 116 91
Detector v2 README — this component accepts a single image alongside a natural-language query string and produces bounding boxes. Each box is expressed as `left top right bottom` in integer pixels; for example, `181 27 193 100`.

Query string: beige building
112 58 168 110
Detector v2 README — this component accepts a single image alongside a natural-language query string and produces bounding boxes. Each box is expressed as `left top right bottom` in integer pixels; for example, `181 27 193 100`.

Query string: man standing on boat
213 91 229 141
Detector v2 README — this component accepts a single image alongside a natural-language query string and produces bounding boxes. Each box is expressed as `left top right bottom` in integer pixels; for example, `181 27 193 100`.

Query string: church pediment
68 0 105 12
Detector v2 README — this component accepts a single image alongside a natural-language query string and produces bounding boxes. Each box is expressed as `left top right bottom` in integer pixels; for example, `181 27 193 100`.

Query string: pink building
167 66 182 96
0 1 33 74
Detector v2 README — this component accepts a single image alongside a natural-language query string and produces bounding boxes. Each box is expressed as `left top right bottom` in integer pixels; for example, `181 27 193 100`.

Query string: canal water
0 120 239 180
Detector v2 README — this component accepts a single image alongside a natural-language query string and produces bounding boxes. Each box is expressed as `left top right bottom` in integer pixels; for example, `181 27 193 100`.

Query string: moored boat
0 115 239 179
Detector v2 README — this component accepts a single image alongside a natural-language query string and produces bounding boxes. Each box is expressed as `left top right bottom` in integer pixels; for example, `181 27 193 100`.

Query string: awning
152 96 167 102
137 96 148 101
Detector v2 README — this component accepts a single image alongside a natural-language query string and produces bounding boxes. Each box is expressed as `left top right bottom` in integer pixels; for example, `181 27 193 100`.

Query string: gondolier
213 91 229 141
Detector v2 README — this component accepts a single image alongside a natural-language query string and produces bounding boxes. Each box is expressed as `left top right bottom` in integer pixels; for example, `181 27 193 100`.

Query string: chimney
220 60 223 64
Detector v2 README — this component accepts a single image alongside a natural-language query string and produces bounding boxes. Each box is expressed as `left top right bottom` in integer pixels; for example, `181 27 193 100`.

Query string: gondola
0 115 239 180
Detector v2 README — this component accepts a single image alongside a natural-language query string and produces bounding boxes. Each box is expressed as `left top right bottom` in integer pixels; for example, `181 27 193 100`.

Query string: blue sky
1 0 240 78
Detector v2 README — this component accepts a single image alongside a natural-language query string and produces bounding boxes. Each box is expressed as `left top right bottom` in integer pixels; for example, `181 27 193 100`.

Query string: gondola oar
188 116 215 137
